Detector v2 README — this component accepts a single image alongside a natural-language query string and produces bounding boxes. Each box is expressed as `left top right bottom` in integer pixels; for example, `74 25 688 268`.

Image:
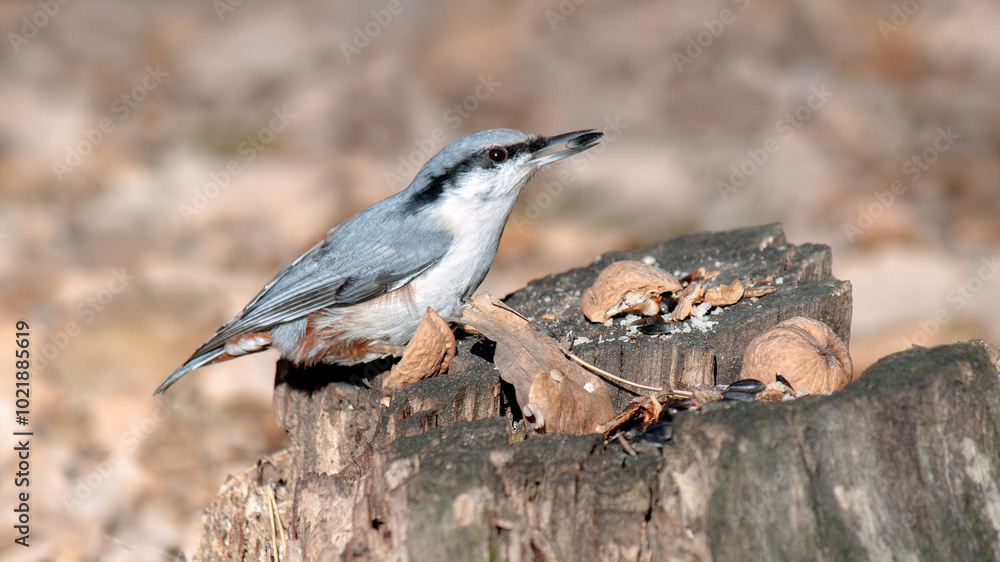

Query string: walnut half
581 261 682 323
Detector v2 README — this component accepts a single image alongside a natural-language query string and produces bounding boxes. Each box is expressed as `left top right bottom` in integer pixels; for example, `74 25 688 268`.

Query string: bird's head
404 128 603 210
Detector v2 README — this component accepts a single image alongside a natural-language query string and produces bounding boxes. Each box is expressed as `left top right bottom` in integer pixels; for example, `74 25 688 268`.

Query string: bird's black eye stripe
488 147 507 163
484 138 542 165
524 136 547 154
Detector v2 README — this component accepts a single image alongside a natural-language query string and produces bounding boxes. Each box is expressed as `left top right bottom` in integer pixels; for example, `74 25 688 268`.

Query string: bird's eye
488 147 507 163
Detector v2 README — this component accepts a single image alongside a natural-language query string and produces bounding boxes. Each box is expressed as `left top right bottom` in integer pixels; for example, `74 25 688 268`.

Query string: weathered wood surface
193 225 1000 561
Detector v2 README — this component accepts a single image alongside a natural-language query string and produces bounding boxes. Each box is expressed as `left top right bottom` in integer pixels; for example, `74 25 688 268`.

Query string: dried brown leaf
383 307 456 394
739 316 854 393
462 293 613 434
581 261 682 323
704 280 744 307
595 394 662 436
527 369 615 434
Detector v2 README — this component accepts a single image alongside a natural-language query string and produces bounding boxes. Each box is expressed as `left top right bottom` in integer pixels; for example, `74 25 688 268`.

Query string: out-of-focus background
0 0 997 559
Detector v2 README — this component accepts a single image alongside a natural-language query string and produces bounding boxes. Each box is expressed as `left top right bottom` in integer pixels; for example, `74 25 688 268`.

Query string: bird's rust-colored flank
293 312 372 365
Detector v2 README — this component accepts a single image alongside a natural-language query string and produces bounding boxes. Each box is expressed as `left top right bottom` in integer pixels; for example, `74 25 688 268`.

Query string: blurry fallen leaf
383 307 456 394
541 314 556 320
670 282 705 321
582 261 681 323
462 293 613 434
744 285 776 298
595 394 662 436
739 316 854 393
704 280 744 307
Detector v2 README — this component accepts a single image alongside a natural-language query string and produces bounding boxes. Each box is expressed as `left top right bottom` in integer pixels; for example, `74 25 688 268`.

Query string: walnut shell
582 261 682 323
383 307 456 393
704 280 744 307
739 316 854 393
670 282 705 321
744 285 777 298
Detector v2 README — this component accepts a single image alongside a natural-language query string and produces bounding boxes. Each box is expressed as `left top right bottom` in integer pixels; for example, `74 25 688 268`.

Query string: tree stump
192 224 1000 561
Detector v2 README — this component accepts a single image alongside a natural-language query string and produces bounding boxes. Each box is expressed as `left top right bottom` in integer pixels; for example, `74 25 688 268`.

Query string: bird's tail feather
156 332 275 394
154 348 228 394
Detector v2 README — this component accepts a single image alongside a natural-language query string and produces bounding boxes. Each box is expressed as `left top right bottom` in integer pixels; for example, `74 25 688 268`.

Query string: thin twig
275 490 287 560
267 487 278 561
616 434 638 457
565 352 664 392
267 485 286 561
566 352 694 398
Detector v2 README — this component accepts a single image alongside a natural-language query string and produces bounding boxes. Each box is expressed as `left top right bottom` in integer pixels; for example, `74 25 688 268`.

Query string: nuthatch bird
156 128 603 394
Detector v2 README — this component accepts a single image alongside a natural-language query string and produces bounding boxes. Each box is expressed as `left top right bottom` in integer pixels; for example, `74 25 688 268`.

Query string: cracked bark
193 224 1000 561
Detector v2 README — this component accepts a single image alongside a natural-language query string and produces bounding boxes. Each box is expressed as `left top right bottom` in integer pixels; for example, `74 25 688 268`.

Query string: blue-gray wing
189 207 453 355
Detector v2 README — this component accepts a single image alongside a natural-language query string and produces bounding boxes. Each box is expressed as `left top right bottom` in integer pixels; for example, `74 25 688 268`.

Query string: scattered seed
667 397 694 410
634 420 673 445
639 322 673 335
568 131 604 148
657 406 673 422
726 378 765 394
634 314 674 335
721 389 757 403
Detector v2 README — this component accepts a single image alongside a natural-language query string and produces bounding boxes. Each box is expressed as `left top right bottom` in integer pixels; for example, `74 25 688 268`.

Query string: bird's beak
529 129 604 167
